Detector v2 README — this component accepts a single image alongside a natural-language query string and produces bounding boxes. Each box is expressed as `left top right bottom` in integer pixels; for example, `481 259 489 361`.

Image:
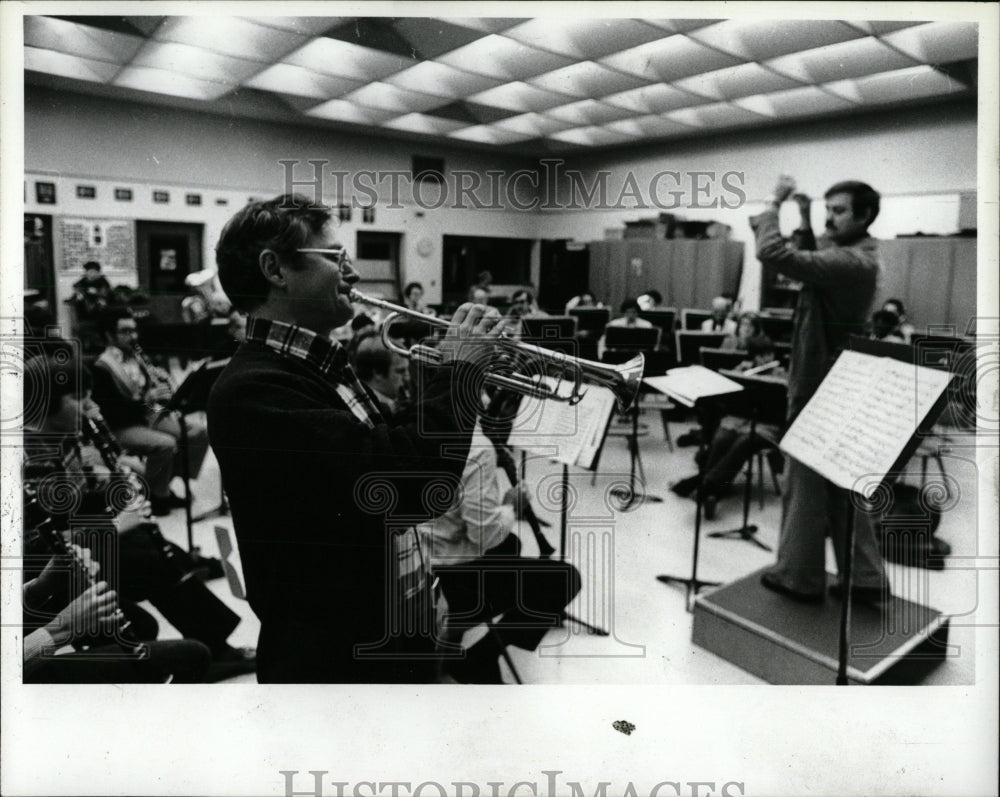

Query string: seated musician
22 353 255 681
91 306 209 515
351 332 412 416
701 296 738 334
23 548 212 684
597 298 654 360
418 392 582 684
721 311 763 351
670 336 787 519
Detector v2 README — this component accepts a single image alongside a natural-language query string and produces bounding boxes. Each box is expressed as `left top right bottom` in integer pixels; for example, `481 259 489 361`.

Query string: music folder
643 365 743 407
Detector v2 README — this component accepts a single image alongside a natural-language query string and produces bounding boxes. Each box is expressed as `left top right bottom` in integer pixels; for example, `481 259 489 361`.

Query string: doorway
136 220 203 323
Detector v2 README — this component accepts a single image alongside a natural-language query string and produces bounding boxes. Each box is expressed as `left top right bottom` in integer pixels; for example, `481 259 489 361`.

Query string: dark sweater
207 343 483 682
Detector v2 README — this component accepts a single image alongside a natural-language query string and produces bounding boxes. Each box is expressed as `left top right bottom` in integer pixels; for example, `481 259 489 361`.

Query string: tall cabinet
588 239 744 312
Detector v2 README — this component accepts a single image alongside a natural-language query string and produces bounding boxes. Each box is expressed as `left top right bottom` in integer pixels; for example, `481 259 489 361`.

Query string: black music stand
603 326 663 507
646 368 743 611
675 331 727 367
706 371 788 552
162 358 230 578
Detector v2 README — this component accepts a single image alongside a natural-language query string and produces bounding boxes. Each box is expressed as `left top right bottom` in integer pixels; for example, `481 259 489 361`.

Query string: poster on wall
58 217 135 275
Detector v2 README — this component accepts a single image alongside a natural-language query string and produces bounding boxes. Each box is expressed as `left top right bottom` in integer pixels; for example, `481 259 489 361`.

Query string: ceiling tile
604 114 697 138
599 36 744 82
381 113 469 135
642 20 718 34
468 81 576 112
131 41 263 84
113 65 233 100
49 15 163 38
527 60 651 98
765 36 919 84
390 17 492 58
424 101 519 124
602 83 712 113
688 19 866 60
548 126 633 147
492 112 575 137
732 85 856 118
283 37 415 81
444 18 526 34
385 61 504 99
438 34 576 81
824 64 971 105
674 62 802 101
448 125 535 145
341 82 448 114
846 21 927 36
305 98 398 125
240 17 348 36
243 63 362 100
503 18 667 59
154 17 306 62
667 101 771 129
881 21 978 63
25 16 145 63
543 99 635 126
25 46 122 83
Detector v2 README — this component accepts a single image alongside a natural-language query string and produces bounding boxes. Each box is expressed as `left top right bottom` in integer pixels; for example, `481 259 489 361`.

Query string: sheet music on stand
507 378 617 470
779 350 952 496
643 365 743 407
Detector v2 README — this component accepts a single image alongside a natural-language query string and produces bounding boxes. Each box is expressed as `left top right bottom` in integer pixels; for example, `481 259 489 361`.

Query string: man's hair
215 194 333 313
99 305 135 337
23 354 92 419
825 181 881 226
620 298 640 313
642 289 662 305
883 297 906 316
352 335 394 381
746 334 775 359
403 281 423 299
351 313 375 333
872 309 901 339
83 261 102 272
511 289 534 304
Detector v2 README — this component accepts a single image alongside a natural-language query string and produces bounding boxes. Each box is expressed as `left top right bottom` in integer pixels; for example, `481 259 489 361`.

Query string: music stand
521 316 579 357
681 308 712 331
675 331 727 367
161 358 230 577
569 308 610 362
602 326 663 506
699 347 746 372
638 308 677 339
706 370 788 551
758 314 794 344
645 367 743 610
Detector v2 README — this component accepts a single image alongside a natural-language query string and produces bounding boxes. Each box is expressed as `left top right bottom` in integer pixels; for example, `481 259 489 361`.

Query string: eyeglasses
296 248 350 267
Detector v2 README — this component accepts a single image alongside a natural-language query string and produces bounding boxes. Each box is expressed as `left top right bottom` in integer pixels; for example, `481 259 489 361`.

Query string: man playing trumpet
209 194 507 683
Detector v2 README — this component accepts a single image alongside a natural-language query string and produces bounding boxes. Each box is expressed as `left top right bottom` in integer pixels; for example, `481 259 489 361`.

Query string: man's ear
259 250 285 289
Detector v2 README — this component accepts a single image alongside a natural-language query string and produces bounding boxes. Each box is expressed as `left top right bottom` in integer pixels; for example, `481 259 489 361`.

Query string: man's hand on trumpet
436 302 511 365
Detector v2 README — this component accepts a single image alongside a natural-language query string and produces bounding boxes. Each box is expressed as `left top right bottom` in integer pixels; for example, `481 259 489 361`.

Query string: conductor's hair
825 181 880 226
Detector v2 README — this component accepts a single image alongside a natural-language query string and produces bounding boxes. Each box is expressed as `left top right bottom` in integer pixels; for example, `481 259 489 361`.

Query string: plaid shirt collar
245 316 384 428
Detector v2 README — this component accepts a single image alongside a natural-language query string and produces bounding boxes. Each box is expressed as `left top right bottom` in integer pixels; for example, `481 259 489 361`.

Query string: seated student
870 309 907 342
721 311 763 351
23 548 212 684
880 298 915 342
636 289 663 311
670 336 787 519
508 289 548 319
418 406 581 684
23 353 256 681
402 281 436 317
564 289 603 314
352 332 412 416
598 298 653 359
701 296 738 334
91 307 210 516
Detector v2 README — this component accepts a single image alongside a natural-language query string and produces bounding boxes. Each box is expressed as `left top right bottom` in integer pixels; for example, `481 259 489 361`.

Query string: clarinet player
91 306 210 516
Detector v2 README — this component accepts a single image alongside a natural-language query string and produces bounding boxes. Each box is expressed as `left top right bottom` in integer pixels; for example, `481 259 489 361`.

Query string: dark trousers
698 427 773 495
435 535 582 651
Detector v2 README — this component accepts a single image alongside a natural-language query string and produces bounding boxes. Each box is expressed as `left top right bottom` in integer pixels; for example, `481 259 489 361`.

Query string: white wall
537 101 977 309
25 86 543 315
25 88 978 315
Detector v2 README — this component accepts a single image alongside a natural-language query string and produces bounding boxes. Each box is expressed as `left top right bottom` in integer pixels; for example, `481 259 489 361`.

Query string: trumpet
348 290 644 412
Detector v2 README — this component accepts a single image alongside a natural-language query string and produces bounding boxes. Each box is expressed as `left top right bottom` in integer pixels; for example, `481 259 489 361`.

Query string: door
24 213 55 311
538 240 589 312
354 231 402 302
136 221 203 323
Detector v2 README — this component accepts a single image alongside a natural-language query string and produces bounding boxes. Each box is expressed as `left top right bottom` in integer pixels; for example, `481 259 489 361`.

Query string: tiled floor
150 410 982 686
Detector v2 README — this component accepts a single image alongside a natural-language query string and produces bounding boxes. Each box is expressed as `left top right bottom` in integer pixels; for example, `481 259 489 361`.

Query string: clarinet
132 343 174 420
23 481 153 665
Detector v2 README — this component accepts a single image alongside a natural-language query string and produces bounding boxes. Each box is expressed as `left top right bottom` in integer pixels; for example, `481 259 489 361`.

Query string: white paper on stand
643 365 743 407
